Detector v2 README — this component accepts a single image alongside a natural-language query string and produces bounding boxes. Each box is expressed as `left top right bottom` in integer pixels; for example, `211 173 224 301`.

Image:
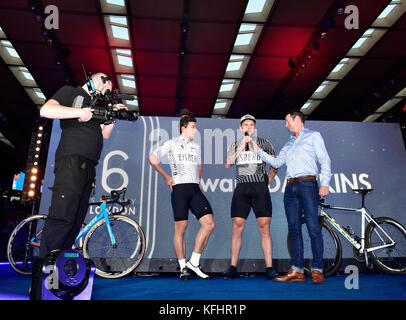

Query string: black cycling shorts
231 182 272 219
171 183 213 221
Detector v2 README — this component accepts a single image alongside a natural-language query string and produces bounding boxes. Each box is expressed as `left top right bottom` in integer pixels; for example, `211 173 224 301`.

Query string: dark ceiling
0 0 405 186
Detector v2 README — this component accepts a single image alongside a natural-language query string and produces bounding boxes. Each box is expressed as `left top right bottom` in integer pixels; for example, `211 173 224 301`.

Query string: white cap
240 114 256 124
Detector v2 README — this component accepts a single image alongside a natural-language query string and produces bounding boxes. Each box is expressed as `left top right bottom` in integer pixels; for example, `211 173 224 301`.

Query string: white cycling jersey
151 135 201 185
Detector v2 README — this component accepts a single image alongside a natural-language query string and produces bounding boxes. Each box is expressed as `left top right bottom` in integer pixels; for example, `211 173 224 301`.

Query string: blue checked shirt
256 128 332 186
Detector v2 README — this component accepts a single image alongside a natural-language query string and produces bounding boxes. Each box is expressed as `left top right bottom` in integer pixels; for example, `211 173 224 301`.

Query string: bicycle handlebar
89 188 130 214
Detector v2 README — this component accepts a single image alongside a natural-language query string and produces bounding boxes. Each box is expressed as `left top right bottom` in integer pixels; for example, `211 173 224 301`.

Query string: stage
1 262 405 301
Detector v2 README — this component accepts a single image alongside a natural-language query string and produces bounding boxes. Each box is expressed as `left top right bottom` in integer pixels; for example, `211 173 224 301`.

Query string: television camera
82 65 139 124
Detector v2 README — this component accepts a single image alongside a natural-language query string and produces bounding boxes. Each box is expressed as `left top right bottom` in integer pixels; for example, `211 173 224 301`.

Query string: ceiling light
377 4 397 19
117 55 133 67
331 64 344 73
111 25 129 40
351 37 367 49
226 61 242 72
315 84 326 93
245 0 267 14
106 0 125 6
239 24 257 32
214 101 227 110
235 33 253 46
109 16 127 25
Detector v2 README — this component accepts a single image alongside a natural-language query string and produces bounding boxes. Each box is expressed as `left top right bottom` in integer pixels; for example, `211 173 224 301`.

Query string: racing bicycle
7 188 146 278
287 189 406 276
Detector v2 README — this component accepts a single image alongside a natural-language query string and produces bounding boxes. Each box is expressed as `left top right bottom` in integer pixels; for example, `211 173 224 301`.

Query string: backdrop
39 117 406 272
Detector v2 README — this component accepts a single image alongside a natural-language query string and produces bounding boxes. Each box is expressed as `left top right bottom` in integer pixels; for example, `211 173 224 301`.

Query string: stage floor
0 262 405 301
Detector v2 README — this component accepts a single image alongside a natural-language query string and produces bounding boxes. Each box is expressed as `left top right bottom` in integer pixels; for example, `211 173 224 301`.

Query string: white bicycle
287 189 406 276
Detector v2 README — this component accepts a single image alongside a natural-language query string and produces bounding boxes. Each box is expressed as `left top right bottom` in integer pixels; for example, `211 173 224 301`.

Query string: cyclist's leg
230 185 251 267
251 182 273 268
171 185 190 269
190 186 215 254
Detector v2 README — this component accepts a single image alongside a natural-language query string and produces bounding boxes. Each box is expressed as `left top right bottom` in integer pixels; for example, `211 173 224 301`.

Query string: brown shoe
274 268 306 282
311 270 325 284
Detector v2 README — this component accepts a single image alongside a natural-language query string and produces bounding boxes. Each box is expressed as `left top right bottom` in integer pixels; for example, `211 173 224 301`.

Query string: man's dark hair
179 114 196 133
288 109 306 123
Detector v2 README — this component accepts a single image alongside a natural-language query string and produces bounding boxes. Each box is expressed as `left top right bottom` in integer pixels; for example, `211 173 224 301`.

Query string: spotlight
30 175 37 181
56 59 65 68
181 23 189 33
336 6 345 15
301 63 307 69
38 126 43 131
35 14 44 23
41 27 49 37
294 71 301 78
320 30 328 39
30 183 36 189
28 190 35 197
31 168 38 174
288 58 296 69
306 54 313 61
312 41 320 50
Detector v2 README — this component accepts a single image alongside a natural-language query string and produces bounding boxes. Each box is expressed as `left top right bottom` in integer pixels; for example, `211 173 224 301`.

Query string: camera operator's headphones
82 65 112 95
86 75 112 95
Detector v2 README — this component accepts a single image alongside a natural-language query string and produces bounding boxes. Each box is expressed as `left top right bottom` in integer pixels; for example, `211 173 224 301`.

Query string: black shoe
223 266 238 280
265 267 278 280
180 268 190 280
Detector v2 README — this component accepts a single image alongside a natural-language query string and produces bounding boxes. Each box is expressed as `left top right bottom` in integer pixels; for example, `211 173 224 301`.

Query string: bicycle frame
30 200 116 247
320 204 396 256
74 201 116 246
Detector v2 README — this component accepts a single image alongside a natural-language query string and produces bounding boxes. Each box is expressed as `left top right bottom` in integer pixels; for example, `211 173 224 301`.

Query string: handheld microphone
244 132 249 151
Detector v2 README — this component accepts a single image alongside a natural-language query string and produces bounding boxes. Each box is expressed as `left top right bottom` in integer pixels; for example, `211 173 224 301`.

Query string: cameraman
30 73 126 299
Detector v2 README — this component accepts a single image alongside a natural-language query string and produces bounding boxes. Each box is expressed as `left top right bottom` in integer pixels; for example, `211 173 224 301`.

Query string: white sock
178 259 186 270
189 252 201 266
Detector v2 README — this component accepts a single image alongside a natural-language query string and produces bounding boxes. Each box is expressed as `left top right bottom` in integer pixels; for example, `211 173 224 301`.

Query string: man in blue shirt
252 110 331 284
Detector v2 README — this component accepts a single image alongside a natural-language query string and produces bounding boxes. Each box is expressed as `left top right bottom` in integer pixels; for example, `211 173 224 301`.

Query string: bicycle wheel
82 215 146 278
7 214 47 275
366 217 406 274
287 218 342 277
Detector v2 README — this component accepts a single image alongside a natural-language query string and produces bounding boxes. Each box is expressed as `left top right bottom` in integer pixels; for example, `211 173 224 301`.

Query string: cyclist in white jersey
148 114 215 280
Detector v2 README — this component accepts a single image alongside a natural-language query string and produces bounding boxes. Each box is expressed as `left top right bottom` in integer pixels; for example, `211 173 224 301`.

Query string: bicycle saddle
352 188 373 195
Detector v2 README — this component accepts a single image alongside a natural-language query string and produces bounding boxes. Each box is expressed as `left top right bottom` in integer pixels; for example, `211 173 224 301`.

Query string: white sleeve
150 139 172 161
